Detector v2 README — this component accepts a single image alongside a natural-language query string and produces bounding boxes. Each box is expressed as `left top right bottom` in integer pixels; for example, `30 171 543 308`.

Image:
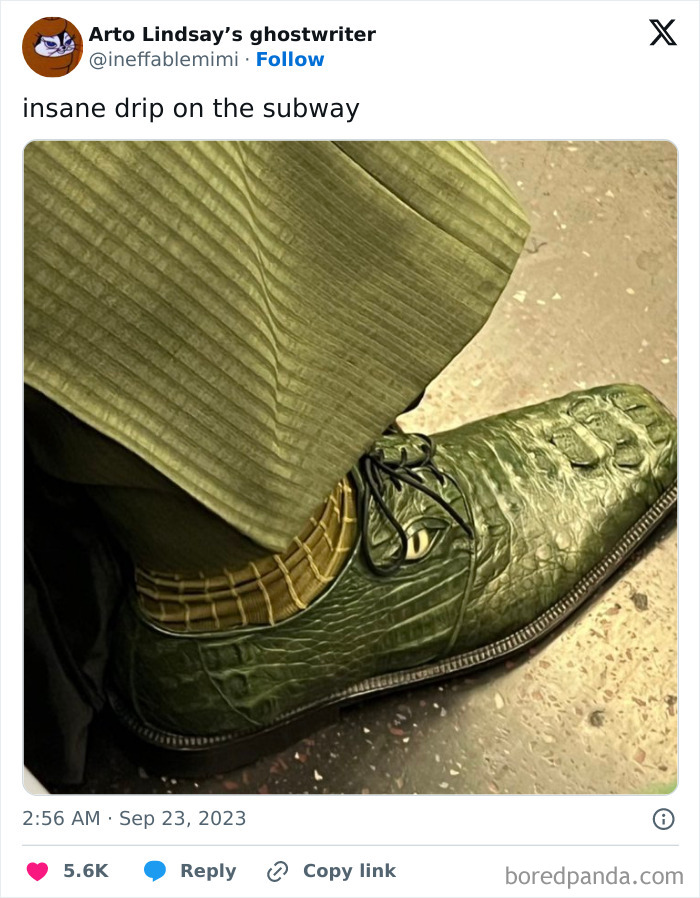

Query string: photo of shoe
110 384 676 775
23 141 677 795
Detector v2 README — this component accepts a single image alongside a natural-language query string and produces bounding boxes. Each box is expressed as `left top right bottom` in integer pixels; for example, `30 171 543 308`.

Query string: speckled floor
56 141 677 796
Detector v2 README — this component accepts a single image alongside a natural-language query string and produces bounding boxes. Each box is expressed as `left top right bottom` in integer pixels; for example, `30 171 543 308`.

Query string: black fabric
24 447 129 785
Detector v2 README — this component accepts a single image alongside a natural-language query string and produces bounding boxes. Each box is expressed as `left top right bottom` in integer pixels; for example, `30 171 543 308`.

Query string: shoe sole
109 483 677 777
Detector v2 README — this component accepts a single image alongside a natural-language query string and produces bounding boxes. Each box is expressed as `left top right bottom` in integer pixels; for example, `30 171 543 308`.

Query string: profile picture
22 17 83 77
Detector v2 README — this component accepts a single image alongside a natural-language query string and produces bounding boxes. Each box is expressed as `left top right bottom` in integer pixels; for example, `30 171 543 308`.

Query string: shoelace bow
359 434 474 577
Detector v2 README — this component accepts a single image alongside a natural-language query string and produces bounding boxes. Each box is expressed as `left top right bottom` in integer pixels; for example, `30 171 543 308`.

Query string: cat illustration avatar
23 17 83 77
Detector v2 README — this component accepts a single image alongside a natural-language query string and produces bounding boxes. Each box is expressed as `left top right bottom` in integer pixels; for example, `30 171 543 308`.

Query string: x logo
650 18 677 45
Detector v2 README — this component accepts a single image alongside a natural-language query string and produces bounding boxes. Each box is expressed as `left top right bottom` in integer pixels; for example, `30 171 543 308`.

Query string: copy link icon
267 860 289 882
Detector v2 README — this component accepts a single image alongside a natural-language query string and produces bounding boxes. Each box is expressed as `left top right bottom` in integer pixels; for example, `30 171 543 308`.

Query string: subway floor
60 141 677 796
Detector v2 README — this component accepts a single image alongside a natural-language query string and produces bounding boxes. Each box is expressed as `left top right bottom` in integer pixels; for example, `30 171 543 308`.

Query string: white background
1 1 697 896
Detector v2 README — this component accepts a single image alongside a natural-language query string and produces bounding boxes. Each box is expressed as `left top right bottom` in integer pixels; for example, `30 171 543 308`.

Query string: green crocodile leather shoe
109 384 677 774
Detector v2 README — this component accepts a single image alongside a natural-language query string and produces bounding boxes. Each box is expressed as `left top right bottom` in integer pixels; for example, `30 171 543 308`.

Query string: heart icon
27 863 48 882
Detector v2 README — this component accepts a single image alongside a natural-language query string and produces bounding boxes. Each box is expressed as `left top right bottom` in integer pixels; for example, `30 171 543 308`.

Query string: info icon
652 808 675 830
22 17 83 77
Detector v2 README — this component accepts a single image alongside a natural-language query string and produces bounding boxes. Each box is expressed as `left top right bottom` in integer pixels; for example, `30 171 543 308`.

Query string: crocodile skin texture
110 384 676 737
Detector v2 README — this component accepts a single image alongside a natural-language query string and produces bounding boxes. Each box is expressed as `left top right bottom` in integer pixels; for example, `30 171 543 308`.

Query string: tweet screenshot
1 0 698 895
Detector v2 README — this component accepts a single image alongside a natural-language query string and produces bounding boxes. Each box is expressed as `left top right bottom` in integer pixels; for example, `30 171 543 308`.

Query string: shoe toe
437 383 676 653
586 383 677 488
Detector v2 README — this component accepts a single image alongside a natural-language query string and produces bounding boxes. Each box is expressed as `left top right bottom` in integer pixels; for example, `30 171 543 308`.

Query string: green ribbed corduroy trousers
24 141 528 559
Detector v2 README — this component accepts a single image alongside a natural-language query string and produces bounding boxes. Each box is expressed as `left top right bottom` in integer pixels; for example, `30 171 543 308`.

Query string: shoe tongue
365 434 435 560
373 433 429 467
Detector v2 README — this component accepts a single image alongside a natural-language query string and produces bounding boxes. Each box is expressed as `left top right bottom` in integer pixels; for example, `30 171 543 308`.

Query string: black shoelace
359 435 474 577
